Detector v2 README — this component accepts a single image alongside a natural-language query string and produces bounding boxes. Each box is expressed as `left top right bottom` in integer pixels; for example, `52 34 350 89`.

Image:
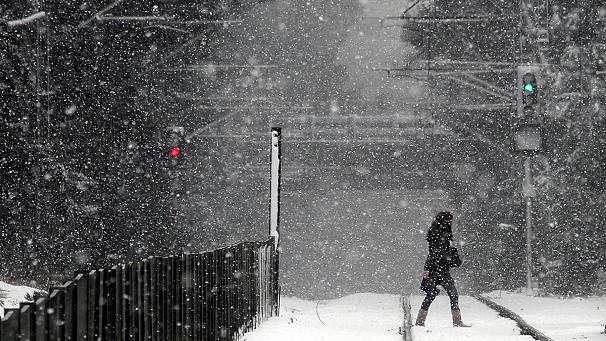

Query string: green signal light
522 72 537 93
523 83 535 93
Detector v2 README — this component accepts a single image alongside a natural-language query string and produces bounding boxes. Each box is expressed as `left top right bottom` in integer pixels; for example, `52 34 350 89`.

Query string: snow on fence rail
0 238 279 340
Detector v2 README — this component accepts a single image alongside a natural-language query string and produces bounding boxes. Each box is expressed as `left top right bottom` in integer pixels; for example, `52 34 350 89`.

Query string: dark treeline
0 0 261 287
407 0 606 295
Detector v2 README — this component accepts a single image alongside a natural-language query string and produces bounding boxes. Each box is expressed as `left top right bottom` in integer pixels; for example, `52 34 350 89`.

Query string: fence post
35 296 48 341
63 280 76 340
139 261 146 341
230 246 238 339
261 244 268 320
48 288 66 340
158 257 167 341
133 261 143 341
220 248 228 339
75 273 88 339
252 243 260 327
19 302 36 340
1 309 20 341
35 297 48 341
180 254 188 340
211 250 220 341
149 257 159 341
175 255 183 341
202 252 211 341
166 257 174 341
193 254 202 340
246 243 254 330
114 264 124 341
143 257 152 340
248 243 256 330
225 248 233 340
122 262 132 341
129 261 140 341
105 268 118 340
233 244 243 336
97 269 107 341
87 270 100 340
184 254 194 340
269 242 280 317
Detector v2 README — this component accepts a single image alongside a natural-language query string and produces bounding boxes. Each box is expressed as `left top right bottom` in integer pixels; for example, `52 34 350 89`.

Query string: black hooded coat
421 213 455 293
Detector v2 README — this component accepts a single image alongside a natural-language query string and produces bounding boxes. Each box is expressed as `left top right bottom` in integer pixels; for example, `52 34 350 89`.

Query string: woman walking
415 211 470 327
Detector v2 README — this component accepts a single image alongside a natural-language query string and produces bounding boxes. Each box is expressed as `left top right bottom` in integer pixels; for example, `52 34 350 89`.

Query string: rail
474 294 554 341
399 293 413 341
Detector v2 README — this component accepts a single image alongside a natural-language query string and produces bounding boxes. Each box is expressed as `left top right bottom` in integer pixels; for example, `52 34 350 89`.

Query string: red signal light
169 147 181 158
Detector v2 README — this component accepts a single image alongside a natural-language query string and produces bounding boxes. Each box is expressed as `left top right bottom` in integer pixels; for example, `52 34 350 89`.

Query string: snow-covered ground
0 281 47 317
242 293 403 341
409 295 533 341
243 292 606 341
485 291 606 341
243 294 532 341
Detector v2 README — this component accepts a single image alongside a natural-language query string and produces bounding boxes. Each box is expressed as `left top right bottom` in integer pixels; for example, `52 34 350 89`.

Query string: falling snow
2 0 606 339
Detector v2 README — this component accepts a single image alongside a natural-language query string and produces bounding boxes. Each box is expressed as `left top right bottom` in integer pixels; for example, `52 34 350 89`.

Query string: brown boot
415 309 428 326
451 309 471 327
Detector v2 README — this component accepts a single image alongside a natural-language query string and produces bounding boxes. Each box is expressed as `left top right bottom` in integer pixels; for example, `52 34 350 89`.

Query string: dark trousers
420 273 459 311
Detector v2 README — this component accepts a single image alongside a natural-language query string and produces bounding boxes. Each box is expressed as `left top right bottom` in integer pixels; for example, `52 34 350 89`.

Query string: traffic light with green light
523 78 536 93
516 66 541 124
512 66 543 154
522 72 538 104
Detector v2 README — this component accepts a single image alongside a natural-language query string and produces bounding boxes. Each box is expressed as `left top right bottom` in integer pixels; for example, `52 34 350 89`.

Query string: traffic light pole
516 65 541 294
524 157 534 292
517 0 549 293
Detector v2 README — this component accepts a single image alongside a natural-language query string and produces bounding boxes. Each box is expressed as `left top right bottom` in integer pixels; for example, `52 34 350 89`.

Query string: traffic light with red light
159 126 186 174
169 146 182 159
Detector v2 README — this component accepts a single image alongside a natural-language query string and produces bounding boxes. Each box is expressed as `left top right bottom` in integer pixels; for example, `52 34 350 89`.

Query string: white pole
269 128 282 250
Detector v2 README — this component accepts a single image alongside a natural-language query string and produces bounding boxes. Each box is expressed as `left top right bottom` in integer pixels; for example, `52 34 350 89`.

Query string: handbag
420 276 440 294
448 246 462 267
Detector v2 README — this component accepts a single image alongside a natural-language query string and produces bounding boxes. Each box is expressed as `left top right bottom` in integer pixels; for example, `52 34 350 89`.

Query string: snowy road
242 293 533 341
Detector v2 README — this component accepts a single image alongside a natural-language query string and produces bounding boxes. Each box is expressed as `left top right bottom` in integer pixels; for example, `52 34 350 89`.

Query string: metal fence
0 238 279 340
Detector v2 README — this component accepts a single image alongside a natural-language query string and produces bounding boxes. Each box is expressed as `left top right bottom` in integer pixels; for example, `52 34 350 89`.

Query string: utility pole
31 0 51 278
